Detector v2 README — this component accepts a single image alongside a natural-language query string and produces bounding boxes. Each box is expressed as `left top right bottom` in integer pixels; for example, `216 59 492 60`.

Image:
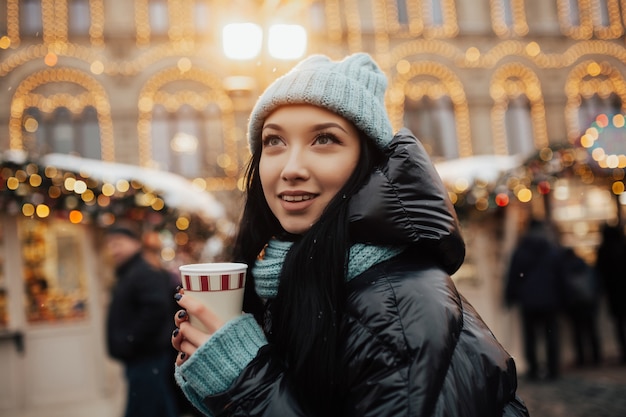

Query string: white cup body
179 263 247 330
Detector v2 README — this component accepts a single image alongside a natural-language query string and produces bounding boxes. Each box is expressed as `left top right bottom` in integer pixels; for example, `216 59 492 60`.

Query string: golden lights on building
0 0 625 217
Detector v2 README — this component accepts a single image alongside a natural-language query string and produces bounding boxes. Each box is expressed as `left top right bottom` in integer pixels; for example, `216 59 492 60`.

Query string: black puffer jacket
106 252 174 362
205 129 528 416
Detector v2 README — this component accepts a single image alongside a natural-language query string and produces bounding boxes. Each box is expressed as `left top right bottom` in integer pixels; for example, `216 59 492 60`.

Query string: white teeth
282 194 313 202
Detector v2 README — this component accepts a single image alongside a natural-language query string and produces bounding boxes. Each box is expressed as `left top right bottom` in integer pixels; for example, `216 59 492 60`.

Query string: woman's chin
280 221 314 236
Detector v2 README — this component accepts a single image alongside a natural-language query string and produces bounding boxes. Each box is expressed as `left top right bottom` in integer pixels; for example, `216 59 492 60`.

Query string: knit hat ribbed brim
247 53 393 153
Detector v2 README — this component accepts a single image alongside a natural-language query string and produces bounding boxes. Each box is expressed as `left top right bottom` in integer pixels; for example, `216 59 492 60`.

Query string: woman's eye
262 135 283 147
314 133 338 145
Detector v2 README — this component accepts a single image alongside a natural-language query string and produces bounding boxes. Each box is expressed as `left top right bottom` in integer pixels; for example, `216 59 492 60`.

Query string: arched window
149 0 169 36
194 1 211 36
404 96 459 160
79 106 102 159
51 108 74 154
20 0 43 36
151 105 172 171
23 108 48 155
172 104 202 178
21 106 102 158
202 103 227 177
149 103 228 179
68 0 91 37
578 93 621 130
505 96 535 156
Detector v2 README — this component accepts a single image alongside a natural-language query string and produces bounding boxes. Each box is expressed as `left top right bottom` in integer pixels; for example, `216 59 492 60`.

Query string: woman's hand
172 288 225 365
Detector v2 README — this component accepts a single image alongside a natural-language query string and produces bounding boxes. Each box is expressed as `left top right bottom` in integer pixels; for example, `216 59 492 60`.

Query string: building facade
0 1 625 415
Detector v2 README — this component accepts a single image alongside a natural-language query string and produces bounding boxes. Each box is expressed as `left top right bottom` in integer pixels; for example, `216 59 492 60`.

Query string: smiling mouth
281 194 315 202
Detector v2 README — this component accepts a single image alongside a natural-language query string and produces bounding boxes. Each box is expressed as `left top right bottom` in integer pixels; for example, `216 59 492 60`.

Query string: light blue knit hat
247 53 393 154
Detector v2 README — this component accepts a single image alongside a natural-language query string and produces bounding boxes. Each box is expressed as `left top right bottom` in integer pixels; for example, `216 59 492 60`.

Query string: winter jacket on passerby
106 252 174 362
505 221 563 313
175 130 528 417
595 224 626 317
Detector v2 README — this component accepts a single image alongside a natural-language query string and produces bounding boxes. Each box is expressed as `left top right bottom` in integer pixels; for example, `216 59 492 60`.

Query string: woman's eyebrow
262 122 349 133
262 123 283 132
310 122 348 133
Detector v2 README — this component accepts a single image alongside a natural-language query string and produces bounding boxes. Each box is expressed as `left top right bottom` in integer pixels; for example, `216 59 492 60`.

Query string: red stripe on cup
185 275 191 291
200 275 209 291
221 274 228 290
238 272 244 289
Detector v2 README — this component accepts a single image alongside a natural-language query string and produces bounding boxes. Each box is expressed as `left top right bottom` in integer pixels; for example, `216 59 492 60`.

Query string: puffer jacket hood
349 128 465 275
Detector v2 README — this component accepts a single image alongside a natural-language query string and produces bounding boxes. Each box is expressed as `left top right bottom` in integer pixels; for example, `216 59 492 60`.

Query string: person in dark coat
171 53 528 416
105 226 178 417
595 223 626 363
505 219 563 380
559 247 602 367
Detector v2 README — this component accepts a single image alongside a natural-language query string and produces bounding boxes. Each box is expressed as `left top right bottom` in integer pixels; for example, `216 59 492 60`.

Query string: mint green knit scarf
253 239 405 299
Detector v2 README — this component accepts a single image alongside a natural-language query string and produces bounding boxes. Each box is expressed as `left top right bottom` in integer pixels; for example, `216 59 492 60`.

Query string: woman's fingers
174 292 225 334
172 319 210 365
172 292 223 365
179 320 211 348
174 308 189 327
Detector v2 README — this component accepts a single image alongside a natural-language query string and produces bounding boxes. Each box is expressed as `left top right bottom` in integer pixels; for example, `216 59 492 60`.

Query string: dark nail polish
177 310 187 319
175 285 182 292
180 352 186 360
172 328 179 338
174 293 183 301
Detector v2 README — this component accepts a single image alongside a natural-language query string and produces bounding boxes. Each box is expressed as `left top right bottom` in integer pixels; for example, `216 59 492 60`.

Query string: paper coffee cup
179 262 247 330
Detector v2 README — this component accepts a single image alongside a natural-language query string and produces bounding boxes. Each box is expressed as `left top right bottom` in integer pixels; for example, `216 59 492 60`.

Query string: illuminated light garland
556 0 624 40
579 112 626 169
490 0 529 38
0 157 217 251
447 139 625 218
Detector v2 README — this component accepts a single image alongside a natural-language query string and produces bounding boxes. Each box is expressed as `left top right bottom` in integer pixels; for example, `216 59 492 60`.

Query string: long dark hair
234 131 384 415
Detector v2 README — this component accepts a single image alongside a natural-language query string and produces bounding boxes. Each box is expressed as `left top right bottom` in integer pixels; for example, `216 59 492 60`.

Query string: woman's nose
281 147 309 181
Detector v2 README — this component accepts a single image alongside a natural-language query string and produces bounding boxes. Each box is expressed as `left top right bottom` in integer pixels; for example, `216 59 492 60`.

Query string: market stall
0 151 228 415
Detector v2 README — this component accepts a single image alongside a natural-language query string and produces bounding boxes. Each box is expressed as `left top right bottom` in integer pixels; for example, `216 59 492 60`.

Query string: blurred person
142 230 204 417
506 219 563 380
560 247 602 367
171 53 528 416
105 225 178 417
595 223 626 364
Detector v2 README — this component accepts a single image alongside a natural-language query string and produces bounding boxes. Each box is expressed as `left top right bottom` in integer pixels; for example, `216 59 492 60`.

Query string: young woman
172 53 529 417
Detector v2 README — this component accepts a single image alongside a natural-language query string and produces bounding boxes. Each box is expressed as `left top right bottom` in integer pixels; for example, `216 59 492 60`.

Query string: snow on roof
37 152 522 220
435 154 524 185
41 153 226 221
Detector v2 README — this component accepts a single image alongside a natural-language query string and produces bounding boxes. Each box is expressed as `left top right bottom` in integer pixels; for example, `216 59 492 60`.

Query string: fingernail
180 352 186 360
177 310 187 319
174 293 183 301
172 328 179 338
175 285 182 292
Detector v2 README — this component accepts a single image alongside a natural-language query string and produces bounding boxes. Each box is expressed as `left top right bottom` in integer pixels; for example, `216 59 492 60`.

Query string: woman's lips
281 194 314 202
279 193 317 210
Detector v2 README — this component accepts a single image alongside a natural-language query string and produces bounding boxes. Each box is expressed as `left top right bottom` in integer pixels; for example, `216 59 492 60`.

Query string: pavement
515 358 626 417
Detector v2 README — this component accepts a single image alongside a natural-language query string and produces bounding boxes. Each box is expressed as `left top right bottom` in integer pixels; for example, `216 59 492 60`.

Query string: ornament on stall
0 156 216 254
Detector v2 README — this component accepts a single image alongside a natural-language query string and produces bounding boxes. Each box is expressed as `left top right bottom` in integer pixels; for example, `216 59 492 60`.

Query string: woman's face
259 104 361 235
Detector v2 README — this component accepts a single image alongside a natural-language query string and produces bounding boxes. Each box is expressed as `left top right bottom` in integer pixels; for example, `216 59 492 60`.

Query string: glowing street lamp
222 23 263 60
222 22 307 61
268 24 307 60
